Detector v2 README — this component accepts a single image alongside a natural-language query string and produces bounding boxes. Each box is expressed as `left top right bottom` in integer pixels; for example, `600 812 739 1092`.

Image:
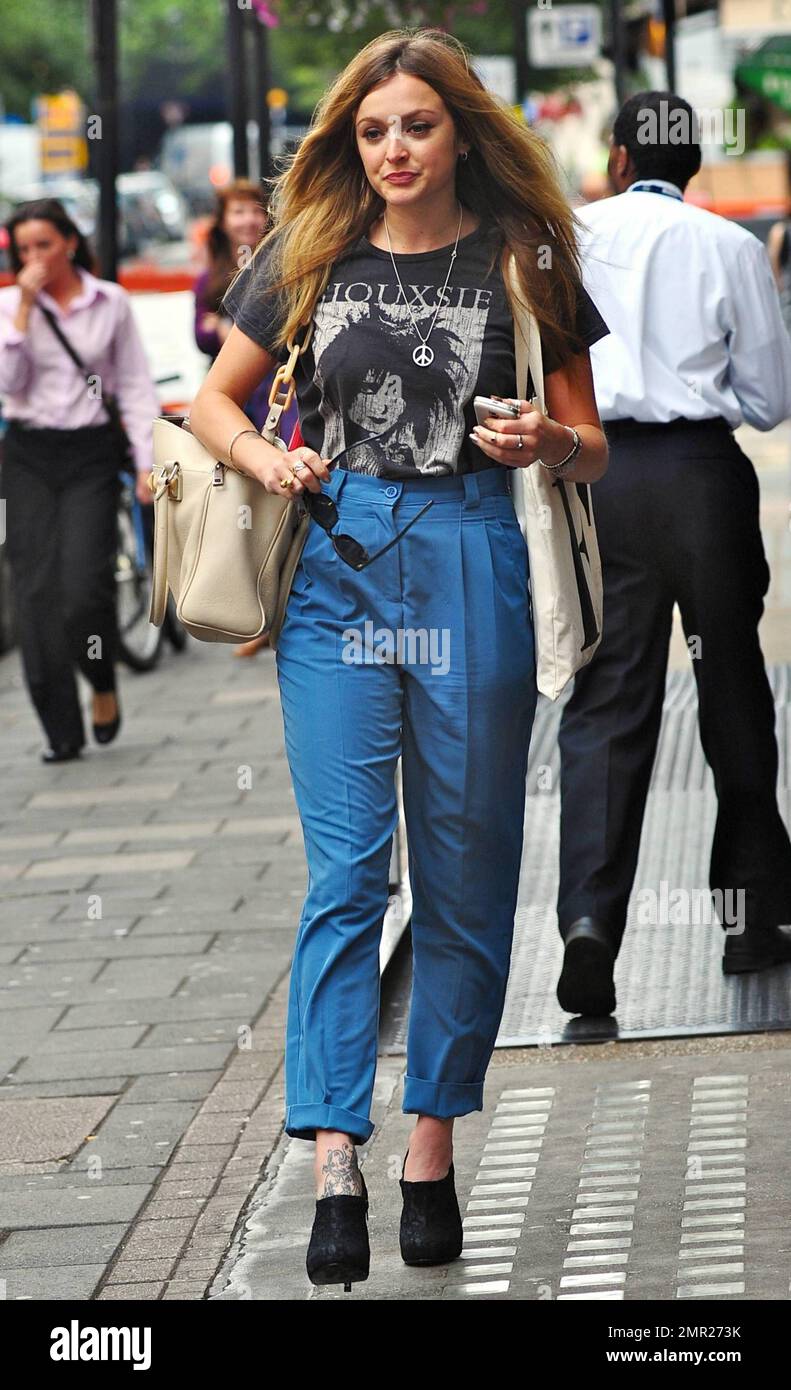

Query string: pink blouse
0 267 159 474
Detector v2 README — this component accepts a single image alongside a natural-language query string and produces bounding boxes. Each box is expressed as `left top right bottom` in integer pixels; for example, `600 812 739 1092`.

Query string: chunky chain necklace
383 201 464 368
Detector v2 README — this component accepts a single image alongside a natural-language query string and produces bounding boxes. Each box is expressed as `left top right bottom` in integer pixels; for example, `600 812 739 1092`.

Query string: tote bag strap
507 253 545 412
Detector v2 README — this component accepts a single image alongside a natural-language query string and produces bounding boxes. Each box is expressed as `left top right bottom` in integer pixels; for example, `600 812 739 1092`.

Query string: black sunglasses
297 433 433 571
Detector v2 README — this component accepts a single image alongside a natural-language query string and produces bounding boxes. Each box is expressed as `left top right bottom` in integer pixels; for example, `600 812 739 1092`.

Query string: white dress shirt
575 179 791 430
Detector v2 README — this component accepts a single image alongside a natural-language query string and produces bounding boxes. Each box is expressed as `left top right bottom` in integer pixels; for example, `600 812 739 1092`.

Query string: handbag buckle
153 460 182 501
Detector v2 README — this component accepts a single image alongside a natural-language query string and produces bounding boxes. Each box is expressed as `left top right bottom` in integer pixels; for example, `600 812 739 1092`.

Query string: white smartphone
473 395 520 427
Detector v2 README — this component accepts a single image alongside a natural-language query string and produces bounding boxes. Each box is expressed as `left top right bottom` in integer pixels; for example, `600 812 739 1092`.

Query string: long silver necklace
383 201 464 368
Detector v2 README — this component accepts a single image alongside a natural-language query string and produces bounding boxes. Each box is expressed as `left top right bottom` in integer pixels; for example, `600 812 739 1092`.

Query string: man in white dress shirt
556 91 791 1018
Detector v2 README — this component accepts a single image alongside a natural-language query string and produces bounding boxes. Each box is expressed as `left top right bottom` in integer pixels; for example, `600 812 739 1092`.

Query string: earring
460 151 469 162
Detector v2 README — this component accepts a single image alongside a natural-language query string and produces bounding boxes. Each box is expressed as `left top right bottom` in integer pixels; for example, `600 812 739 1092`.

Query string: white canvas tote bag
507 256 604 700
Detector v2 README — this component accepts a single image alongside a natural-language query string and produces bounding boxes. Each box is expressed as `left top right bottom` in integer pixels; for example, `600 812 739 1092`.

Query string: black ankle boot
306 1170 370 1292
399 1149 463 1267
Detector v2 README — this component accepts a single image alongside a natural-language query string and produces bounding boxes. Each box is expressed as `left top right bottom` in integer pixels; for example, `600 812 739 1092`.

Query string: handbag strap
37 300 90 375
37 301 126 437
260 323 313 447
149 468 170 626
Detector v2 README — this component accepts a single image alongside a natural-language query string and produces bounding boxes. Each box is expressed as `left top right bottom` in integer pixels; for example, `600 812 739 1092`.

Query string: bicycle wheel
164 590 188 651
115 478 164 672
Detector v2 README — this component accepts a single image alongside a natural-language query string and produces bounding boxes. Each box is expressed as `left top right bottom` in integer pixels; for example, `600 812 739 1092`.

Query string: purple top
193 268 299 440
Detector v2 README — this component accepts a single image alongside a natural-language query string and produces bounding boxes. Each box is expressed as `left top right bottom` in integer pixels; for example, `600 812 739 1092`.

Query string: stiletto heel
399 1148 464 1266
306 1169 370 1292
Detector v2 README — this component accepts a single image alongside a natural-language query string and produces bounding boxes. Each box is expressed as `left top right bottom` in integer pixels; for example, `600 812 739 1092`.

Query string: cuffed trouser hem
402 1074 484 1118
285 1104 374 1145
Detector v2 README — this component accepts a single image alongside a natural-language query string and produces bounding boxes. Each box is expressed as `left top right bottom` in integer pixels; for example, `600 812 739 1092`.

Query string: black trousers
2 421 122 750
558 416 791 945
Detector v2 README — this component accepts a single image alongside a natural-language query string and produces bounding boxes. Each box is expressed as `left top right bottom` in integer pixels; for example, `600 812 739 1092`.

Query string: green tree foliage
118 0 229 99
0 0 90 118
0 0 603 128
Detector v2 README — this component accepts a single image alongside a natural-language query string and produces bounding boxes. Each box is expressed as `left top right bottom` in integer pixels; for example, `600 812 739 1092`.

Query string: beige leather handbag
507 256 604 701
147 333 310 649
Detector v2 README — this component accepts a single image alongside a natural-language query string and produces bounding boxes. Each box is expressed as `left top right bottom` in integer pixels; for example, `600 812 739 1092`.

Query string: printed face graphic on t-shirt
351 369 406 432
312 273 492 475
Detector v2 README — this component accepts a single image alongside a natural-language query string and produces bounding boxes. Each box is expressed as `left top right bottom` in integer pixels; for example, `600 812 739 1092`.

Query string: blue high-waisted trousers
275 463 537 1145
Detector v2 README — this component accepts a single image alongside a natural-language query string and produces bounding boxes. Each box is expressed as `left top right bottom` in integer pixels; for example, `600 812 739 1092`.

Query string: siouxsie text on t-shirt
221 221 609 480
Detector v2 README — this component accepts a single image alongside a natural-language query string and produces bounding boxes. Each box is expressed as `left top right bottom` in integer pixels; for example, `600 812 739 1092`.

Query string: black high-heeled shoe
306 1169 370 1293
92 690 122 745
399 1148 464 1267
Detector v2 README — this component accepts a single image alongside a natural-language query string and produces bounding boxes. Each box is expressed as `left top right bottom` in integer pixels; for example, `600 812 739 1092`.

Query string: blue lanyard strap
628 180 684 201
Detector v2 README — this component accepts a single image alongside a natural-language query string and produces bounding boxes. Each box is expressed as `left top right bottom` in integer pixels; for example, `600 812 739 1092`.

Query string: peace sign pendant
412 343 434 368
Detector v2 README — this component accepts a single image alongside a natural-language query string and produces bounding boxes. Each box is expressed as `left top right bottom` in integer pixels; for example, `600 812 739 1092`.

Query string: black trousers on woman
2 420 122 750
557 416 791 947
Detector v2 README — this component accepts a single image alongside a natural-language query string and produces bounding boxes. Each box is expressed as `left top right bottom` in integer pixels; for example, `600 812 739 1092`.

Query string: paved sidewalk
0 636 307 1300
210 1033 791 1301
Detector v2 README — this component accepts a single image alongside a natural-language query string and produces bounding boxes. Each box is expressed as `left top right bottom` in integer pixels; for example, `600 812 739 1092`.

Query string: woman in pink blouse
0 198 159 763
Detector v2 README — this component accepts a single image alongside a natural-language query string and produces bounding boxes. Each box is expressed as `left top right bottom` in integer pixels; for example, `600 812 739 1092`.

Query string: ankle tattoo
319 1142 362 1196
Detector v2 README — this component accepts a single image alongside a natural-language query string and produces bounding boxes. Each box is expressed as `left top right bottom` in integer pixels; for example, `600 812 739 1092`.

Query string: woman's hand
469 398 576 469
17 260 49 306
135 471 154 506
255 444 332 498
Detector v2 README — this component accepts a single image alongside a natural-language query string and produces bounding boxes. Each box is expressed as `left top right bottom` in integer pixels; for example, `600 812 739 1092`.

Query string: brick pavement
0 637 305 1300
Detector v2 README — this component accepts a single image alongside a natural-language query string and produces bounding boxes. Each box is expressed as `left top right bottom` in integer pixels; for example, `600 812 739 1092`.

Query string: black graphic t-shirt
221 221 609 479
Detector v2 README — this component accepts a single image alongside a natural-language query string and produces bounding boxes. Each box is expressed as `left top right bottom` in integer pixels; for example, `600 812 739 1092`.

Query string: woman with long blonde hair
189 27 609 1291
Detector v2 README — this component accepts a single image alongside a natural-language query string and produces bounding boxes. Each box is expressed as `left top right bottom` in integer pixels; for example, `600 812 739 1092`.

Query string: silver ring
292 459 307 473
516 434 524 449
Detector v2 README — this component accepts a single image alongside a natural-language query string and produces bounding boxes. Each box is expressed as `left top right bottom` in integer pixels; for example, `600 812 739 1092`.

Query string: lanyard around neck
628 180 684 201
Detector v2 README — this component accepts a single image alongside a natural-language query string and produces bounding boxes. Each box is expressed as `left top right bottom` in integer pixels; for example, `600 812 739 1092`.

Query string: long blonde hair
233 28 585 364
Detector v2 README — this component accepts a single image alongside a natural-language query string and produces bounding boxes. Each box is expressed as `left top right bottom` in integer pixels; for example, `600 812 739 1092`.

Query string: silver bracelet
540 425 582 476
227 427 262 466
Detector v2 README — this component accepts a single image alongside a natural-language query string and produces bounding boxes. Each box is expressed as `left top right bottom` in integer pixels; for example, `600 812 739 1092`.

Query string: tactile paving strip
211 1053 791 1300
386 665 791 1049
456 1063 787 1301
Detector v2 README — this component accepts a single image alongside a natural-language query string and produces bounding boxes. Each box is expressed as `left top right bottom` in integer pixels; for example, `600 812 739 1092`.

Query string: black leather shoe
399 1149 463 1266
306 1169 370 1292
41 744 82 764
557 916 616 1016
93 692 122 745
722 925 791 975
